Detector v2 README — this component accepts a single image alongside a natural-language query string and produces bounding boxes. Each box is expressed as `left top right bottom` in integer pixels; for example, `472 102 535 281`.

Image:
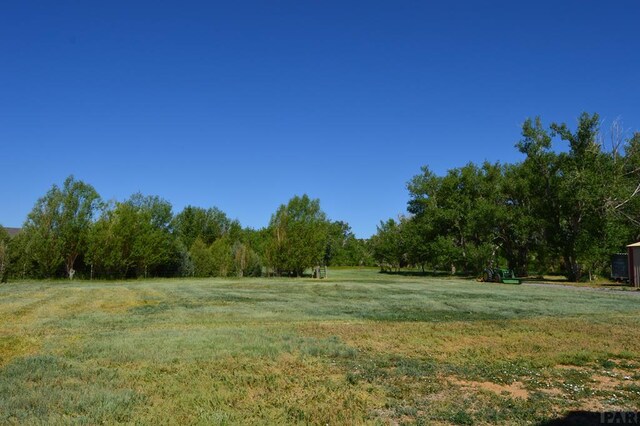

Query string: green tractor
482 267 521 284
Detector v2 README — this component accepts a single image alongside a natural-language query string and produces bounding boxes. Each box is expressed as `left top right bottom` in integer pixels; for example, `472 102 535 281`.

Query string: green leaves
267 195 329 276
0 225 9 282
88 195 177 278
401 162 507 274
173 206 235 248
371 218 405 271
22 176 101 278
397 113 640 281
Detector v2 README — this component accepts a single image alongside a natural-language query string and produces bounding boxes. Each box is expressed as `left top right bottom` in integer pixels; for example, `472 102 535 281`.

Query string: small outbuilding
627 242 640 288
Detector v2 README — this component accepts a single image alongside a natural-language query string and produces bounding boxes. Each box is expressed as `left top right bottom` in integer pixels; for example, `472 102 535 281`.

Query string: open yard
1 269 639 424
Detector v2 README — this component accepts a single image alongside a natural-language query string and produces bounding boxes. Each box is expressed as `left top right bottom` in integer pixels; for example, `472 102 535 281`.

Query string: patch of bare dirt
592 374 621 391
539 387 563 397
449 377 529 399
556 365 638 392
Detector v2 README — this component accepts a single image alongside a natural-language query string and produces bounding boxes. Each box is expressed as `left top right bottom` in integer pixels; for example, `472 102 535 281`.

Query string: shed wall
632 247 640 287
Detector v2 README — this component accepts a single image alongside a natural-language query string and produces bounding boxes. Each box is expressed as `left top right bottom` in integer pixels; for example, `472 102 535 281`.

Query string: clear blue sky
2 1 639 237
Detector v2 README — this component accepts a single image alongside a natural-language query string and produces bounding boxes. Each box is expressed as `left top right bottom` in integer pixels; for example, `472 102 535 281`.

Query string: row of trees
371 113 640 281
0 182 373 280
2 112 637 282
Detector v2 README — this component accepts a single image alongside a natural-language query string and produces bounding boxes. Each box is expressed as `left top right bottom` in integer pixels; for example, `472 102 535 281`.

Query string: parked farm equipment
482 267 521 284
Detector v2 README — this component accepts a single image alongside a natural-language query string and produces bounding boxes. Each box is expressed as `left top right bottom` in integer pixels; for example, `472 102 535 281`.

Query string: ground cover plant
1 269 639 424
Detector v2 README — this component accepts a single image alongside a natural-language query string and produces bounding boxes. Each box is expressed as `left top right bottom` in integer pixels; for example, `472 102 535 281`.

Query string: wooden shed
627 242 640 288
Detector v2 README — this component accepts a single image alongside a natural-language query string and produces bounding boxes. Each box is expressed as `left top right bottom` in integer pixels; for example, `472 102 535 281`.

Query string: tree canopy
267 194 330 276
4 113 638 282
372 113 640 281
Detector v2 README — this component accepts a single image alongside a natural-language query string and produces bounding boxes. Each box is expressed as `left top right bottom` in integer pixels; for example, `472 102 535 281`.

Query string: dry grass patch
448 376 529 399
0 335 40 368
298 315 640 420
125 353 387 424
299 315 640 366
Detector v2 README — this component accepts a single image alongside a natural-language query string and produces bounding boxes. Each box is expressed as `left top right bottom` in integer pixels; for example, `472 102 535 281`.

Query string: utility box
611 253 629 282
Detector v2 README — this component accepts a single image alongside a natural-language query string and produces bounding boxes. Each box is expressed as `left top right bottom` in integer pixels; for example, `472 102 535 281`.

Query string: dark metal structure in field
611 253 629 283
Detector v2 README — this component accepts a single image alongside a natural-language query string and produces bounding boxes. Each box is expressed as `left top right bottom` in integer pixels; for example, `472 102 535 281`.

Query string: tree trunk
66 253 77 280
564 255 581 282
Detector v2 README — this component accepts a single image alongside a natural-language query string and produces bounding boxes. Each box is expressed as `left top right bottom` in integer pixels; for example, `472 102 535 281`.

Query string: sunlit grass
1 269 639 424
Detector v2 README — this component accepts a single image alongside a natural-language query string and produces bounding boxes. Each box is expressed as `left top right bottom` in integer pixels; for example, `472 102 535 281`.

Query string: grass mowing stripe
0 269 639 424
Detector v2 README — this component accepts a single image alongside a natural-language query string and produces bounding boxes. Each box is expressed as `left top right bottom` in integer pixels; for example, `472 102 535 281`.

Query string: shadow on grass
525 275 637 289
378 270 476 279
357 308 504 322
537 410 625 425
524 275 569 283
600 282 635 288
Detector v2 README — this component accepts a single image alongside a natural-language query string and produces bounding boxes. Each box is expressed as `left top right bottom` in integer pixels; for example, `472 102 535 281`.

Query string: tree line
0 185 373 281
1 112 638 282
371 113 640 281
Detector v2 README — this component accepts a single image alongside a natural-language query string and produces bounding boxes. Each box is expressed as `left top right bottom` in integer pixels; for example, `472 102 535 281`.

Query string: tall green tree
370 218 406 271
88 194 177 278
323 222 373 266
232 240 261 277
173 206 235 248
0 226 9 282
128 194 176 278
58 177 102 278
210 237 233 277
406 162 505 274
6 232 31 279
515 113 637 280
22 176 101 278
88 201 138 278
267 195 329 276
400 113 640 281
324 221 356 266
550 113 605 281
23 185 64 277
498 162 544 276
190 237 214 277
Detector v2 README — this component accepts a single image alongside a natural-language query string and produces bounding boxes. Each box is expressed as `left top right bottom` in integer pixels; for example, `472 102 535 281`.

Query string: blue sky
2 1 639 237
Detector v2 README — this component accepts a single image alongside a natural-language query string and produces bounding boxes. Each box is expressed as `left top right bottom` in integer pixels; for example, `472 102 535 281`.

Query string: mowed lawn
1 269 639 425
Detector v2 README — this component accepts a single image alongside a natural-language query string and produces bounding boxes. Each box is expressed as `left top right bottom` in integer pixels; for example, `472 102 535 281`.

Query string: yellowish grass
299 314 640 365
1 271 639 424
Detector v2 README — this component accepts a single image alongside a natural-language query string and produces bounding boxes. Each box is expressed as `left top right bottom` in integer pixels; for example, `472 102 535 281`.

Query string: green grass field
1 269 639 425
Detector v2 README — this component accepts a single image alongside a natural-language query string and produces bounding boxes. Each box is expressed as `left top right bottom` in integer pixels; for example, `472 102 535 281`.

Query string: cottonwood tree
128 194 176 278
516 113 638 280
0 226 9 282
22 176 101 278
324 221 355 266
267 195 329 276
498 162 544 276
190 237 214 277
88 194 177 278
209 237 233 277
400 113 639 281
406 163 505 274
370 218 406 271
88 201 138 278
173 206 235 248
